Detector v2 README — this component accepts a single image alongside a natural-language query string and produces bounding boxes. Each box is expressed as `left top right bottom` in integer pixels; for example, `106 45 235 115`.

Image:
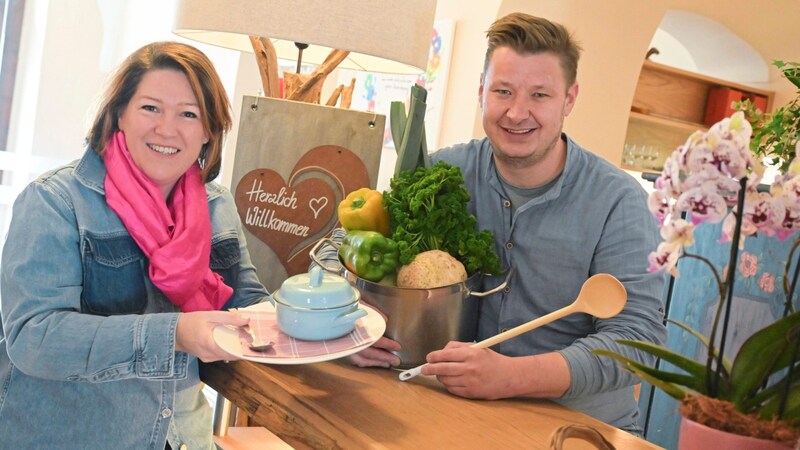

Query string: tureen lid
276 266 357 309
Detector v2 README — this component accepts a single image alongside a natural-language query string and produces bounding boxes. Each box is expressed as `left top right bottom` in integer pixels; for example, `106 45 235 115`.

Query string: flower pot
679 416 794 450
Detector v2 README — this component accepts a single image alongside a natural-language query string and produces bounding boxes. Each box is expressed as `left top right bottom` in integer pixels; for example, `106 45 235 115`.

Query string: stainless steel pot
310 238 510 368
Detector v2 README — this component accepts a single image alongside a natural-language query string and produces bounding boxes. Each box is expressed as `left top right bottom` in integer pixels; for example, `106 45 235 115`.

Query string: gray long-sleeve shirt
432 135 667 432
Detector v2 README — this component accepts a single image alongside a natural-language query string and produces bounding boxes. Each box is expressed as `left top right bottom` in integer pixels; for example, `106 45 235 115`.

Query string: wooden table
201 360 663 449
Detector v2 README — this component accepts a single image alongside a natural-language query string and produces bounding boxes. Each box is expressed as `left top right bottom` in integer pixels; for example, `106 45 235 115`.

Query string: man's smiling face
479 47 577 170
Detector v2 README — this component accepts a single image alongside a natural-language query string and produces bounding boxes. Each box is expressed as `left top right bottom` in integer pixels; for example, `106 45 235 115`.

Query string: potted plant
595 85 800 447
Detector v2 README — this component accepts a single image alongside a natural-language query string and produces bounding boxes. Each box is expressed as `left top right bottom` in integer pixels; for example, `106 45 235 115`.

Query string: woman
0 42 269 449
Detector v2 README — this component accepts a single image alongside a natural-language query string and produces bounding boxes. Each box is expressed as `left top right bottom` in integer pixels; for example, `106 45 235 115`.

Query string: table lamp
173 0 436 105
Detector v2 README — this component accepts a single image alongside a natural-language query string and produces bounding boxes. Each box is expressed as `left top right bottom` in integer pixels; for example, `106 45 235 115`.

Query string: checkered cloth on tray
237 310 374 358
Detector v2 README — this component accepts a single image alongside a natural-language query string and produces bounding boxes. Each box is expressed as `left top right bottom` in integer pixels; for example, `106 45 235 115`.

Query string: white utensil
242 323 275 352
230 308 275 352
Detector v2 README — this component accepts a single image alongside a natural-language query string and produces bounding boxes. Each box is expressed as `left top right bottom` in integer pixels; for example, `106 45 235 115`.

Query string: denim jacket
0 148 269 449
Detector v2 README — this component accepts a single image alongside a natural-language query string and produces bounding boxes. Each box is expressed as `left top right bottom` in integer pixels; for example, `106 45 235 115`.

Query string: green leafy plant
736 60 800 174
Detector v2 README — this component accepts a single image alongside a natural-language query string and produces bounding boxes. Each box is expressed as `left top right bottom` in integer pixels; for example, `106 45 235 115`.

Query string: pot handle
335 307 369 325
468 268 514 297
309 237 342 274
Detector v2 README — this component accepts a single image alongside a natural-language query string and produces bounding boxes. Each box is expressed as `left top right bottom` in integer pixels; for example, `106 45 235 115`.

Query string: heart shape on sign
308 196 329 219
235 168 335 262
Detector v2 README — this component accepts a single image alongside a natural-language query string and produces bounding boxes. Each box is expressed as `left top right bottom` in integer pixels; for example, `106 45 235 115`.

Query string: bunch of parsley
382 161 500 275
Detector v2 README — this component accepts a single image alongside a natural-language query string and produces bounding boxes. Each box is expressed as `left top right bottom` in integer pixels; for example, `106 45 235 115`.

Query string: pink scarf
103 131 233 312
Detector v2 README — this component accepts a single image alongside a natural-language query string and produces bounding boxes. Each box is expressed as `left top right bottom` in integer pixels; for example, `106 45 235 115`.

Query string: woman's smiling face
117 69 208 198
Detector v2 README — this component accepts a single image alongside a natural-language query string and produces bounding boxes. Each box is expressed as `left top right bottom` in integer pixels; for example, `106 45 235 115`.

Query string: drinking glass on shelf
644 145 661 169
641 146 654 169
634 144 648 168
622 143 637 167
646 146 661 170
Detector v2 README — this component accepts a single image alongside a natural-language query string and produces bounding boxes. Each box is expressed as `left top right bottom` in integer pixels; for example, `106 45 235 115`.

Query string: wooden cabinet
622 60 774 172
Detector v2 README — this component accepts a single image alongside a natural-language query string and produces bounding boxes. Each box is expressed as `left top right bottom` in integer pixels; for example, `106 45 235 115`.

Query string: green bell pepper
339 230 400 282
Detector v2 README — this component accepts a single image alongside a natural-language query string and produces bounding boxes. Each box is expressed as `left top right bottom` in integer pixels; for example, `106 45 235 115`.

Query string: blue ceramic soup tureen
272 266 367 340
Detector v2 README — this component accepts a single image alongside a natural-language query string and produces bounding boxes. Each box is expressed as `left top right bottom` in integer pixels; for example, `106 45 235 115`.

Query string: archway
648 10 768 83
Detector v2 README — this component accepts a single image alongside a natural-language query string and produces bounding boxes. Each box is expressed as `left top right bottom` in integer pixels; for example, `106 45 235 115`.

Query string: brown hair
484 12 582 88
86 41 232 182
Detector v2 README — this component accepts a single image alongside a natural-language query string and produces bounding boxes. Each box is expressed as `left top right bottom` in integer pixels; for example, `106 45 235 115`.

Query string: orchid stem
778 327 800 419
782 238 800 317
681 250 728 391
711 177 748 397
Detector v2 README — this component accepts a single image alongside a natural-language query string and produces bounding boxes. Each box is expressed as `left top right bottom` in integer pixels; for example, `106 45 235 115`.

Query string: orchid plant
595 111 800 443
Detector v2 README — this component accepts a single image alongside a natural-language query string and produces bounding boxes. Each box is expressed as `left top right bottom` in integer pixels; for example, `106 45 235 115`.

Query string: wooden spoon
398 273 627 381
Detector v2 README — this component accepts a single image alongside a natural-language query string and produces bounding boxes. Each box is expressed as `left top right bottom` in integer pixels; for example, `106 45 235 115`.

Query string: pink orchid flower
648 241 681 277
648 190 672 224
660 218 695 247
744 191 784 233
676 185 728 225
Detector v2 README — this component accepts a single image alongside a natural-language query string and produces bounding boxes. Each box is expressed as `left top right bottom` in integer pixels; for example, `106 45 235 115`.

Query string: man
350 12 667 435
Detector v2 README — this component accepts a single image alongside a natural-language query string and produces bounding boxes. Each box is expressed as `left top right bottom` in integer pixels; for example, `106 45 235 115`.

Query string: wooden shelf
621 60 775 171
631 60 774 124
629 111 707 133
640 60 774 101
621 163 660 175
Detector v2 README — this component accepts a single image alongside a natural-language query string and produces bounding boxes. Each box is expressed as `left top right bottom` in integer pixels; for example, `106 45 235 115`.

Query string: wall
435 0 800 167
8 1 235 165
0 0 243 255
500 0 668 164
4 0 799 249
430 0 501 149
430 0 670 162
10 0 799 185
666 0 799 108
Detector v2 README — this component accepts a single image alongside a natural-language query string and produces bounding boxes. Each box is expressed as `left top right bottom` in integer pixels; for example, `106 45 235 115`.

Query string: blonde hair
484 12 582 88
86 41 232 182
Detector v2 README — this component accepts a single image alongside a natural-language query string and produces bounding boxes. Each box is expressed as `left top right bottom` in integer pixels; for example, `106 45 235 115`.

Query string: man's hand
422 341 515 399
175 311 249 362
347 336 402 368
423 341 571 399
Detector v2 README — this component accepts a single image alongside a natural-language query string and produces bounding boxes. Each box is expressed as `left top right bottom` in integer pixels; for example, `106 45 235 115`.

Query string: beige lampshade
173 0 437 74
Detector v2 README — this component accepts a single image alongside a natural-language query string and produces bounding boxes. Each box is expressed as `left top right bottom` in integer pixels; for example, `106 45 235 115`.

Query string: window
1 0 24 165
0 0 24 243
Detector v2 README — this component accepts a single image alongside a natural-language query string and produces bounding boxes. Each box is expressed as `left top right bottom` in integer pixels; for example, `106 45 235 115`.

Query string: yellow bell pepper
338 188 390 237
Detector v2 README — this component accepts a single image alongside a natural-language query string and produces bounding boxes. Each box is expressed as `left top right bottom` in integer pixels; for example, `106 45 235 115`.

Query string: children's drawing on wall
339 20 456 190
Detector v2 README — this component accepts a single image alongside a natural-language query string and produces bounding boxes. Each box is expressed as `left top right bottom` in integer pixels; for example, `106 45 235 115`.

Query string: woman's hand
347 336 402 368
175 311 249 362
